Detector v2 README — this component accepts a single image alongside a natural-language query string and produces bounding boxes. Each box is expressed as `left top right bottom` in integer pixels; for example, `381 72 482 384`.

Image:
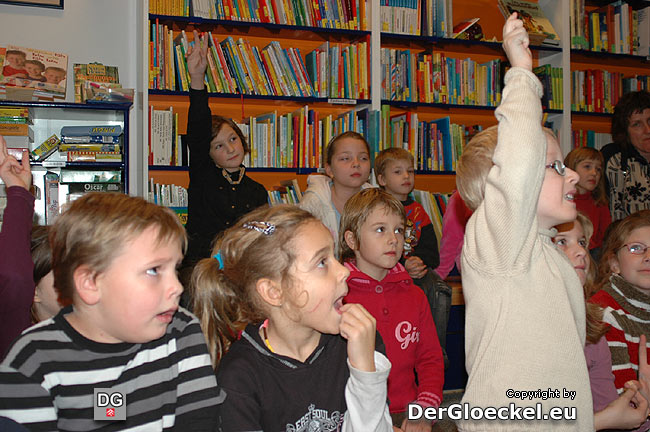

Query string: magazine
497 0 560 46
1 45 68 99
73 62 120 103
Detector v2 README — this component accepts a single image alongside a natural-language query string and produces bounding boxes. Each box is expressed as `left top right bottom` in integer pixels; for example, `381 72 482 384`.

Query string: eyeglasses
545 160 566 176
620 243 650 255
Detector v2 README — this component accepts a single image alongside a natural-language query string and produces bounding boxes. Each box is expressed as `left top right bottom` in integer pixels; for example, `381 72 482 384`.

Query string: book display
0 100 131 225
143 0 648 201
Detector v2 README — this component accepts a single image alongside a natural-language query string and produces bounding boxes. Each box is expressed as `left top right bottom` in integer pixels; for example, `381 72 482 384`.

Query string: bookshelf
0 100 132 225
140 0 649 192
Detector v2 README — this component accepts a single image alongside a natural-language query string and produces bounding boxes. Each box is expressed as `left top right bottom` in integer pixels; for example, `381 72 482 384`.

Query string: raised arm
0 135 35 357
186 30 213 169
463 13 545 269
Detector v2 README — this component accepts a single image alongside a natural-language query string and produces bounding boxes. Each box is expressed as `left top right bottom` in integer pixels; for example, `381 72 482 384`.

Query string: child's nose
169 275 184 299
566 167 579 184
336 260 350 281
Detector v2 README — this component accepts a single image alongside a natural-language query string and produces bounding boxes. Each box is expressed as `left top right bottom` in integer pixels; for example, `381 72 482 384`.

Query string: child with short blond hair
0 192 224 431
340 188 444 431
454 14 592 430
374 147 439 278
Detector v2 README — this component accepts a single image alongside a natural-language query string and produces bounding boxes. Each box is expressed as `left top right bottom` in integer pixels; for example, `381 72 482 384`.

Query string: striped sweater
591 274 650 392
0 306 225 431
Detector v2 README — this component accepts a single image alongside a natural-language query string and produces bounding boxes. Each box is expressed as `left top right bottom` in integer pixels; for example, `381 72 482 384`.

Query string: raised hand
339 303 376 372
0 135 31 190
637 334 650 402
502 12 533 71
186 29 209 90
594 383 649 430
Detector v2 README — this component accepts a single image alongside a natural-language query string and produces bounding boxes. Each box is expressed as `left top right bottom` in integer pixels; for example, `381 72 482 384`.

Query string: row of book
381 49 504 107
0 106 33 157
572 129 613 150
150 24 369 100
149 0 368 30
267 179 303 205
147 179 189 225
149 107 184 166
380 0 452 37
380 108 483 172
571 70 650 114
533 64 564 111
570 0 650 56
240 106 378 169
412 190 453 249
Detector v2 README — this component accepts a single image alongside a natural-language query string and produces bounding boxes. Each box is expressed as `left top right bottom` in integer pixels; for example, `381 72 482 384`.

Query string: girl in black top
183 30 268 271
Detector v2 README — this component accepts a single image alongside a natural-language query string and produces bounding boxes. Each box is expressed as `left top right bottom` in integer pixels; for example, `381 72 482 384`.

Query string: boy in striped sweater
0 192 225 431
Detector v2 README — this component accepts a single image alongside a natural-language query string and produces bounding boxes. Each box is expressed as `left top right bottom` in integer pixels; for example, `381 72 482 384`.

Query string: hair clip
243 221 276 235
213 251 224 270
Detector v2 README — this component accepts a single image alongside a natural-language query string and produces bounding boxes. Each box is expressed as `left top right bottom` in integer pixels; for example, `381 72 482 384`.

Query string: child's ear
377 174 387 187
344 230 358 251
33 287 42 304
609 255 621 274
324 163 334 179
73 265 101 306
255 278 283 307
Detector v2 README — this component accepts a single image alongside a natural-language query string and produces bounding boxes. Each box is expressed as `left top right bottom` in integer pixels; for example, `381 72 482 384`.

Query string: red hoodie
344 261 444 413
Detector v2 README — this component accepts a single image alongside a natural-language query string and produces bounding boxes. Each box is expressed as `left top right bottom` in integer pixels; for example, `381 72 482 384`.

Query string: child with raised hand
564 147 611 255
590 210 650 394
0 135 34 358
554 214 650 430
0 192 224 430
340 188 444 431
454 13 593 430
183 29 267 275
300 131 372 252
190 204 392 431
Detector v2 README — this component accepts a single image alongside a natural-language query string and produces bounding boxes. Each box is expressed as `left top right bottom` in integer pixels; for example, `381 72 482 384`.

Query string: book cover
60 125 123 137
2 45 68 98
497 0 560 46
452 17 480 39
73 62 119 103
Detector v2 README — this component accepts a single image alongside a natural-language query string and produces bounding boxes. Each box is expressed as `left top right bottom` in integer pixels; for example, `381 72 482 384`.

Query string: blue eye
146 267 159 276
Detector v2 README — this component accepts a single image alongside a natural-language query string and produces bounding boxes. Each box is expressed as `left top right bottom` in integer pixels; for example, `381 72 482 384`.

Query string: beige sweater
458 68 593 431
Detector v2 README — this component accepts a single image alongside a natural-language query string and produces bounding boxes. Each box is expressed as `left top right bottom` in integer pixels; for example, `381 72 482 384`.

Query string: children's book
452 17 481 39
497 0 560 46
73 62 120 103
2 45 68 99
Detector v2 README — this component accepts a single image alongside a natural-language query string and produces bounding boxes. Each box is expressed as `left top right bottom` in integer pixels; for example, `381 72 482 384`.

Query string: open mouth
157 309 177 323
334 296 345 314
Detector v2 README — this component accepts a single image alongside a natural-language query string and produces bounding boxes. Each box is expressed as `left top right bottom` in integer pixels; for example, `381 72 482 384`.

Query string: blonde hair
49 192 186 305
374 147 414 180
597 209 650 289
190 204 319 368
564 147 608 206
339 188 405 263
457 125 556 210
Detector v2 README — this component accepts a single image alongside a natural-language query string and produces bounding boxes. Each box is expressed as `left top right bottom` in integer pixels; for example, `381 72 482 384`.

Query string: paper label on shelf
42 161 67 168
327 98 357 105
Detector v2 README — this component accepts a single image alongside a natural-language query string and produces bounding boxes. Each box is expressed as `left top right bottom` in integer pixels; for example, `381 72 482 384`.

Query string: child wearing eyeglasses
590 209 650 393
454 13 592 430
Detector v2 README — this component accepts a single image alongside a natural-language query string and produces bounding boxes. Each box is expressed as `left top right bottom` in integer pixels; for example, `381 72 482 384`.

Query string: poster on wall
0 0 63 9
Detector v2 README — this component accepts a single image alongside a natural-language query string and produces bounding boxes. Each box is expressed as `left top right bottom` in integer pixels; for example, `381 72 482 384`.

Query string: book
31 134 61 161
73 62 120 103
61 135 122 144
58 143 122 152
452 17 481 39
497 0 560 46
67 182 124 193
1 45 68 99
66 151 122 162
60 125 123 136
0 123 32 137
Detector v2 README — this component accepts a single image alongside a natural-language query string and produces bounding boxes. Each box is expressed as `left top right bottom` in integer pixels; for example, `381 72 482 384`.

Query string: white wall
0 0 144 195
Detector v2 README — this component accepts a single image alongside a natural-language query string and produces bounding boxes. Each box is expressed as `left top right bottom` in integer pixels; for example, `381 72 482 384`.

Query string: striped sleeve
171 309 225 431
